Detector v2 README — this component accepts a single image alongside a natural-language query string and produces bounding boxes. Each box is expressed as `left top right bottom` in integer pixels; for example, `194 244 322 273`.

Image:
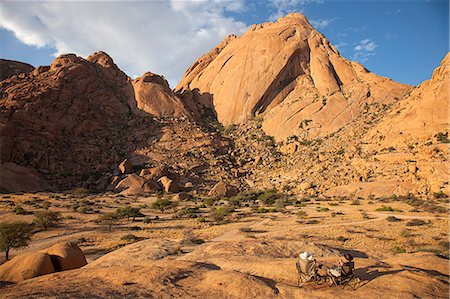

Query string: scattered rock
208 181 238 198
119 159 134 174
158 176 180 193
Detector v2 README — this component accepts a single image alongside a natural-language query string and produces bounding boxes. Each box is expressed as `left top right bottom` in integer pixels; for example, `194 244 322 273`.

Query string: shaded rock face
0 59 34 81
176 13 412 140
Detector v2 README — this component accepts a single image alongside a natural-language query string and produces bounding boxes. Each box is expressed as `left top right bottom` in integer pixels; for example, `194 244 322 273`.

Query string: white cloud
310 18 336 29
353 38 377 62
0 0 247 87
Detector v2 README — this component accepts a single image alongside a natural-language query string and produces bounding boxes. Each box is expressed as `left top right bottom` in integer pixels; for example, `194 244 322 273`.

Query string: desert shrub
400 229 412 237
351 199 361 205
316 206 329 212
177 207 199 218
245 234 256 238
375 205 402 212
306 219 319 224
197 216 206 223
210 207 234 222
143 217 152 224
257 189 280 205
297 211 308 218
337 236 348 242
328 202 339 206
130 226 142 231
203 197 217 206
12 206 28 215
257 207 276 213
95 213 119 231
436 132 450 143
275 197 290 209
386 216 402 222
239 227 253 233
392 245 406 253
406 219 427 226
33 210 62 230
151 199 174 212
116 206 145 220
0 221 34 260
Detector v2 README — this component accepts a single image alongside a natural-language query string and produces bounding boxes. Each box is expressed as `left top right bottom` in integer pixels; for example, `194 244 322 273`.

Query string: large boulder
158 176 180 193
115 174 146 192
140 165 169 181
0 252 55 283
40 242 87 271
208 181 238 198
119 159 134 174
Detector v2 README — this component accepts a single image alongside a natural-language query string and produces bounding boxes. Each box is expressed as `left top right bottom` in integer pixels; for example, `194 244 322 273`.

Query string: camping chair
326 262 361 290
296 258 319 288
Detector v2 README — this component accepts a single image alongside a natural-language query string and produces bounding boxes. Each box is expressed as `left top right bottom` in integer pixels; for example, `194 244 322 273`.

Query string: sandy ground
0 192 448 298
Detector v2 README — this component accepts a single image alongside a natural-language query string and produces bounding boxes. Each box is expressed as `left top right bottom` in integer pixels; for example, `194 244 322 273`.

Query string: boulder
140 165 169 181
208 181 238 198
40 242 87 271
119 159 134 174
158 176 180 193
0 252 55 283
115 174 146 192
173 192 191 201
143 180 162 192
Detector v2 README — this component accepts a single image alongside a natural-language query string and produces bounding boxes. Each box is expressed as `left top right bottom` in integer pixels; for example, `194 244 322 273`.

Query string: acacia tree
33 210 62 230
0 222 34 260
95 213 119 232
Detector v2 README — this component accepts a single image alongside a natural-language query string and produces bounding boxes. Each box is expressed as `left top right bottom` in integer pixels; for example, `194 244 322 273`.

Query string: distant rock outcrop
176 13 411 140
0 59 34 81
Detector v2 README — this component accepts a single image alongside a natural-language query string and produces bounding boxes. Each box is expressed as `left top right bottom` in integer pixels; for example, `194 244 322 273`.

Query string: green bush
151 199 174 212
240 227 253 233
33 210 62 230
392 245 406 253
116 206 145 220
375 205 403 212
257 189 280 205
210 207 234 222
436 132 450 143
12 206 28 215
337 236 348 242
257 207 276 213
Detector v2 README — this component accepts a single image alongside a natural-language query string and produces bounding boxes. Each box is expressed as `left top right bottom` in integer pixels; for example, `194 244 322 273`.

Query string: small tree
116 206 144 221
0 222 34 260
151 199 174 212
95 213 119 232
34 210 62 230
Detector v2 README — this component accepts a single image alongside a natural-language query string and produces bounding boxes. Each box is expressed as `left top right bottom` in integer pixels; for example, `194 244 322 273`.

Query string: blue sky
0 0 448 86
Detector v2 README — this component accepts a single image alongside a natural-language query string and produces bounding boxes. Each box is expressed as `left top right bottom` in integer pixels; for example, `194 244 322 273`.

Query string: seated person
328 254 354 277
